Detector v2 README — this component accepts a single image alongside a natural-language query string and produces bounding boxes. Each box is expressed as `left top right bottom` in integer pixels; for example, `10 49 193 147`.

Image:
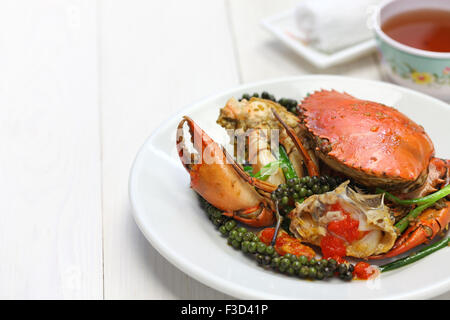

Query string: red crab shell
299 90 435 190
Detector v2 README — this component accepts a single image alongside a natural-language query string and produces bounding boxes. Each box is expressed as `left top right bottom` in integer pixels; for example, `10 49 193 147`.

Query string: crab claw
176 116 277 227
370 201 450 259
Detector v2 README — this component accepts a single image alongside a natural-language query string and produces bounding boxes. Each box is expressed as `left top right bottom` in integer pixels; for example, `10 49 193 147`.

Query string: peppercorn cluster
272 176 345 215
198 195 355 281
239 91 299 115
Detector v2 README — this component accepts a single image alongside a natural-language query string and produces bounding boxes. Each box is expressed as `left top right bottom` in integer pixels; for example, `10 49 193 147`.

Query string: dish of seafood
130 76 450 299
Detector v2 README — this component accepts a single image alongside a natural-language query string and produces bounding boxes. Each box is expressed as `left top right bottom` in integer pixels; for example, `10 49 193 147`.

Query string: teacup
373 0 450 101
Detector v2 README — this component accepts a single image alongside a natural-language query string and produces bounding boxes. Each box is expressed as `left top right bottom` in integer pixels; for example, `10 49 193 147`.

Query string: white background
0 0 448 299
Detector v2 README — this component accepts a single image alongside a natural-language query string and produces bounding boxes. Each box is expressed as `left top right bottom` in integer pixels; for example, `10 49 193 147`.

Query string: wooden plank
99 0 238 299
227 0 381 82
0 0 102 299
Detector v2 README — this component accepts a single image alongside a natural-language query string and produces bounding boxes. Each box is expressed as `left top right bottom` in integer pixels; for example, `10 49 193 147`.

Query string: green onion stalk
278 145 298 181
377 185 450 234
271 145 299 245
377 185 450 206
380 237 449 272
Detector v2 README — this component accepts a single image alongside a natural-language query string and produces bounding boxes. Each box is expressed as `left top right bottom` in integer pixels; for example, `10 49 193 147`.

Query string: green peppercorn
225 220 236 231
338 264 348 275
271 257 281 268
235 232 244 242
312 184 320 193
212 217 222 226
309 258 317 266
219 225 228 235
308 267 317 278
243 232 254 241
316 260 324 269
248 241 257 253
263 255 272 265
266 246 275 256
328 259 337 268
298 266 309 278
257 242 267 254
298 255 308 265
292 261 301 271
256 254 264 265
341 271 353 281
316 271 325 280
231 239 240 249
348 264 355 273
280 258 291 269
299 188 308 197
286 267 295 275
229 230 238 240
319 176 328 185
281 196 289 206
237 227 247 234
212 209 222 219
241 241 250 253
323 267 333 278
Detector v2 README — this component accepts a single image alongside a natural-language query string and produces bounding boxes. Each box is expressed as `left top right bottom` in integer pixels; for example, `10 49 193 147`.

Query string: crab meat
289 182 397 258
217 97 319 179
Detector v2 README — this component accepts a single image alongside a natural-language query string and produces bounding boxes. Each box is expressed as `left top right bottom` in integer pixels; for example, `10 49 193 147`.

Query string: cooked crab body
299 90 435 190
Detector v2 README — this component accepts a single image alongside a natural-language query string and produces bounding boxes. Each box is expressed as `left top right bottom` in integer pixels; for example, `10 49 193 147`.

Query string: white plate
129 76 450 299
261 10 376 69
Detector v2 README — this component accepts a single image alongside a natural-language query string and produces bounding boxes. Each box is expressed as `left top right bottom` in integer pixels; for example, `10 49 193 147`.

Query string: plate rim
129 75 450 300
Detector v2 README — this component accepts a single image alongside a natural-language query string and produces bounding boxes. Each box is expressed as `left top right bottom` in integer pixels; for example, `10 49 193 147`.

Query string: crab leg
222 204 276 227
176 116 276 227
272 109 319 176
370 201 450 259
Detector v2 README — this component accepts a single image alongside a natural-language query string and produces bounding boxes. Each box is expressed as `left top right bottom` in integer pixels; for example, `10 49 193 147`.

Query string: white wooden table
1 0 448 299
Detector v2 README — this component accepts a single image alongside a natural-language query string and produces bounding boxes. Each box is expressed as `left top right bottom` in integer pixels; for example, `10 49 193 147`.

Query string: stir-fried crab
176 89 449 260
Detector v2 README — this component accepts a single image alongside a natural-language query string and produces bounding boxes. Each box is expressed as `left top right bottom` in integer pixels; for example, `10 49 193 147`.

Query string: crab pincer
370 201 450 259
176 116 277 227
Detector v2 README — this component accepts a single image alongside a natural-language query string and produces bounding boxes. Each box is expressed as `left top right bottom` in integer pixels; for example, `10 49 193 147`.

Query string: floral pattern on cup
387 59 450 86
